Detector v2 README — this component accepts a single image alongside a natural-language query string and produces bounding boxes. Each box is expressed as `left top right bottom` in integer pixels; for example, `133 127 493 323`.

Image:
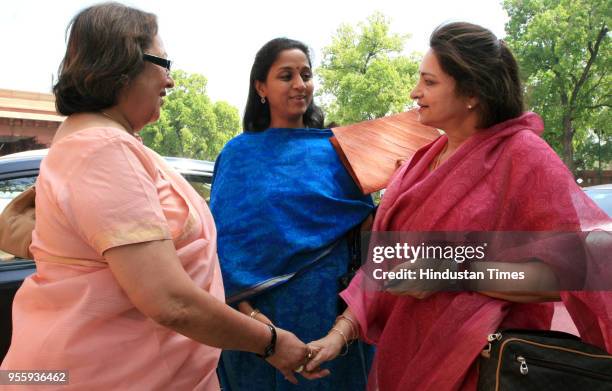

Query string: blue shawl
210 128 374 303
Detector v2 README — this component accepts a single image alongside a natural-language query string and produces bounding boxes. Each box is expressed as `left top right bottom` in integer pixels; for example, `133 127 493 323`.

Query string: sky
1 0 509 112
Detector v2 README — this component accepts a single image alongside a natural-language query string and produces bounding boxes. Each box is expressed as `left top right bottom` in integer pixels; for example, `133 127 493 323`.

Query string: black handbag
478 329 612 391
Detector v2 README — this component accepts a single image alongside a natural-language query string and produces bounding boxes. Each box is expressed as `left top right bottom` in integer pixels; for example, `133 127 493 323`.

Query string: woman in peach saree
0 3 325 389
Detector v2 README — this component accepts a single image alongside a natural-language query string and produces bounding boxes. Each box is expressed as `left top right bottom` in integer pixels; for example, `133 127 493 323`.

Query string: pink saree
1 128 224 390
341 113 611 390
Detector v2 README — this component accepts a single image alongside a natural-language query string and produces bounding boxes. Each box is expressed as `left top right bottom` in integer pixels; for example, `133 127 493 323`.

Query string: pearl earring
467 105 473 110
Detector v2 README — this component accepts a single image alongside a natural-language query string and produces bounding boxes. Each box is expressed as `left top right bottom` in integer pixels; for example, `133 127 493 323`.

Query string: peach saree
1 128 224 390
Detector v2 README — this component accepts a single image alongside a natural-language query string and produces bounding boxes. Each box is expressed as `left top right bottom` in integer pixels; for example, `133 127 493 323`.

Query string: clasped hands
238 301 332 384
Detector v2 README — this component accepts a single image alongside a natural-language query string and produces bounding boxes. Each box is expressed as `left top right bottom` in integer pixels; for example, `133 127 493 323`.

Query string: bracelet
336 315 359 340
255 323 277 359
250 309 260 319
336 317 356 341
330 327 349 356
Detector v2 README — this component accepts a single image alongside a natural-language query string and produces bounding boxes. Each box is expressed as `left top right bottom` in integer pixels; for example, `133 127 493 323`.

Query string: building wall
0 118 57 154
0 89 64 156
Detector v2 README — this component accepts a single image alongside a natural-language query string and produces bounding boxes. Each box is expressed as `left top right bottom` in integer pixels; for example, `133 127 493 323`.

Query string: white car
584 184 612 217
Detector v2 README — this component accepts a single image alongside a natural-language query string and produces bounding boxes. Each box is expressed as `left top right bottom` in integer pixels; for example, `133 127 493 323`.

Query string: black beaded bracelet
256 323 277 359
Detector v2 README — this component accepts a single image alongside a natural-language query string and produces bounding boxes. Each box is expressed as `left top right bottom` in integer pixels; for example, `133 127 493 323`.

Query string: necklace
100 110 134 134
431 142 448 171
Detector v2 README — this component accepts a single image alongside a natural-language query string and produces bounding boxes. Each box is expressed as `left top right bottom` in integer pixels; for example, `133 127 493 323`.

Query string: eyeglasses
143 53 172 72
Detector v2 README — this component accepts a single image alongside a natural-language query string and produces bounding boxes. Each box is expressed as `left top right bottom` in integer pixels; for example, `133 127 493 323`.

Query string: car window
0 176 37 263
183 174 212 204
0 168 213 268
585 189 612 217
0 176 37 213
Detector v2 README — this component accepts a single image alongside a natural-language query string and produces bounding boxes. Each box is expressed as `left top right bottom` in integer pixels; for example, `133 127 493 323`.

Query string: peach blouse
1 127 224 390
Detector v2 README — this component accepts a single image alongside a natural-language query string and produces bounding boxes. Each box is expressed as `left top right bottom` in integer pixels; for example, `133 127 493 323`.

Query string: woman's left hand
298 344 330 380
383 259 456 299
237 301 330 380
238 300 273 325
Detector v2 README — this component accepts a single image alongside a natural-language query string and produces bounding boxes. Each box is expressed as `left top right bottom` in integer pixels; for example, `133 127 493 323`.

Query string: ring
294 365 304 373
307 347 313 360
249 309 260 319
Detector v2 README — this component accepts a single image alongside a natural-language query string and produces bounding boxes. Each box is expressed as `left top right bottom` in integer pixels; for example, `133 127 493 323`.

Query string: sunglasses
143 53 172 71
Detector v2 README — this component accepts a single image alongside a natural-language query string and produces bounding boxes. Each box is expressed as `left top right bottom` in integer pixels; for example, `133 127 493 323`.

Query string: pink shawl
341 113 611 390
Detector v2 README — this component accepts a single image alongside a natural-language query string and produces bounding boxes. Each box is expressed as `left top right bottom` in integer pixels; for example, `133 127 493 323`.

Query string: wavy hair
430 22 523 128
53 2 157 115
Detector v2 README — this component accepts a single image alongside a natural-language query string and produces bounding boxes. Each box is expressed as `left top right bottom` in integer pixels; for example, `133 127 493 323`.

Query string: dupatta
341 113 611 390
210 128 374 303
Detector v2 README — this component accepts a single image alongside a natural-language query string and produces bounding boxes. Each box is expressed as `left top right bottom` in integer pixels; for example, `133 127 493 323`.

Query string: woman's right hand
266 328 330 384
304 332 345 372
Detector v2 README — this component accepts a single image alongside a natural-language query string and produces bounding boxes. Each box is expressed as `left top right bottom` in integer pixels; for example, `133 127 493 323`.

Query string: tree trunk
562 113 575 174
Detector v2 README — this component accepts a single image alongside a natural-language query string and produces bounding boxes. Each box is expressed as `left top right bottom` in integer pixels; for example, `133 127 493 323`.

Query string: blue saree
210 127 374 390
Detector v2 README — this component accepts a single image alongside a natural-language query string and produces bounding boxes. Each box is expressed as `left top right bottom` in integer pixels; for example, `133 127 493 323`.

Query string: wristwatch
256 323 277 359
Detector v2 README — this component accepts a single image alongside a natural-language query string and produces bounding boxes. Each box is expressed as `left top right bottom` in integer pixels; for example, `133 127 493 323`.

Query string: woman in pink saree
305 22 611 390
0 3 326 389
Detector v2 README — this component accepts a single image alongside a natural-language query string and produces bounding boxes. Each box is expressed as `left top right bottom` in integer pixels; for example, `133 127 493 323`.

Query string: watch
256 323 277 359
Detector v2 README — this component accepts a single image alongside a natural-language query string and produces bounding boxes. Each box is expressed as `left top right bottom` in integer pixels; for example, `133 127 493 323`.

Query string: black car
0 149 214 361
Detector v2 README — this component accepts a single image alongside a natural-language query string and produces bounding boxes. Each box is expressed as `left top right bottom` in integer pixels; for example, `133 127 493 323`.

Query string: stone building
0 89 64 156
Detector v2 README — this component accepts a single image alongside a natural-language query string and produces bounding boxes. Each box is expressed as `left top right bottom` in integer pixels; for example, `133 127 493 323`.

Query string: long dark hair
243 38 324 131
430 22 523 128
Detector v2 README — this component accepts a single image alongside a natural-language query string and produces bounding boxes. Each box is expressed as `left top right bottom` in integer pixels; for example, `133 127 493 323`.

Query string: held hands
306 313 359 373
304 332 345 372
267 329 329 384
238 301 330 383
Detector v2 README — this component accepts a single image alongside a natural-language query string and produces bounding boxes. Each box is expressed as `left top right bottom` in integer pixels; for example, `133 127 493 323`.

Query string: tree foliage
503 0 611 172
141 70 240 161
574 107 611 171
317 12 419 125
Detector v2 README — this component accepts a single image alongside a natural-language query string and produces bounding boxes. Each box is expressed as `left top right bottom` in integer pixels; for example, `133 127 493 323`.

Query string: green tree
503 0 611 173
574 107 611 172
141 70 240 161
317 12 419 125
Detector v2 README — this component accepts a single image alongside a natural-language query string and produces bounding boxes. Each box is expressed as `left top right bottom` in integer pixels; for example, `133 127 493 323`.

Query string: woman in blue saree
211 38 374 390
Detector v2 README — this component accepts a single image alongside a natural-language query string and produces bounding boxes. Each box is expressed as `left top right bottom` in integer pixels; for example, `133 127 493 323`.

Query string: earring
260 96 266 104
467 105 473 110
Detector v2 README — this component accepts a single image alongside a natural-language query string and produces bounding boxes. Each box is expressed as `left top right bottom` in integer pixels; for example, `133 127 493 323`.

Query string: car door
0 171 38 361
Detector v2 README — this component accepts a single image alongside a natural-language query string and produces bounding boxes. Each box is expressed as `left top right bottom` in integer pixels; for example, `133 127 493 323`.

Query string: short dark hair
243 38 325 131
53 2 158 116
430 22 523 128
